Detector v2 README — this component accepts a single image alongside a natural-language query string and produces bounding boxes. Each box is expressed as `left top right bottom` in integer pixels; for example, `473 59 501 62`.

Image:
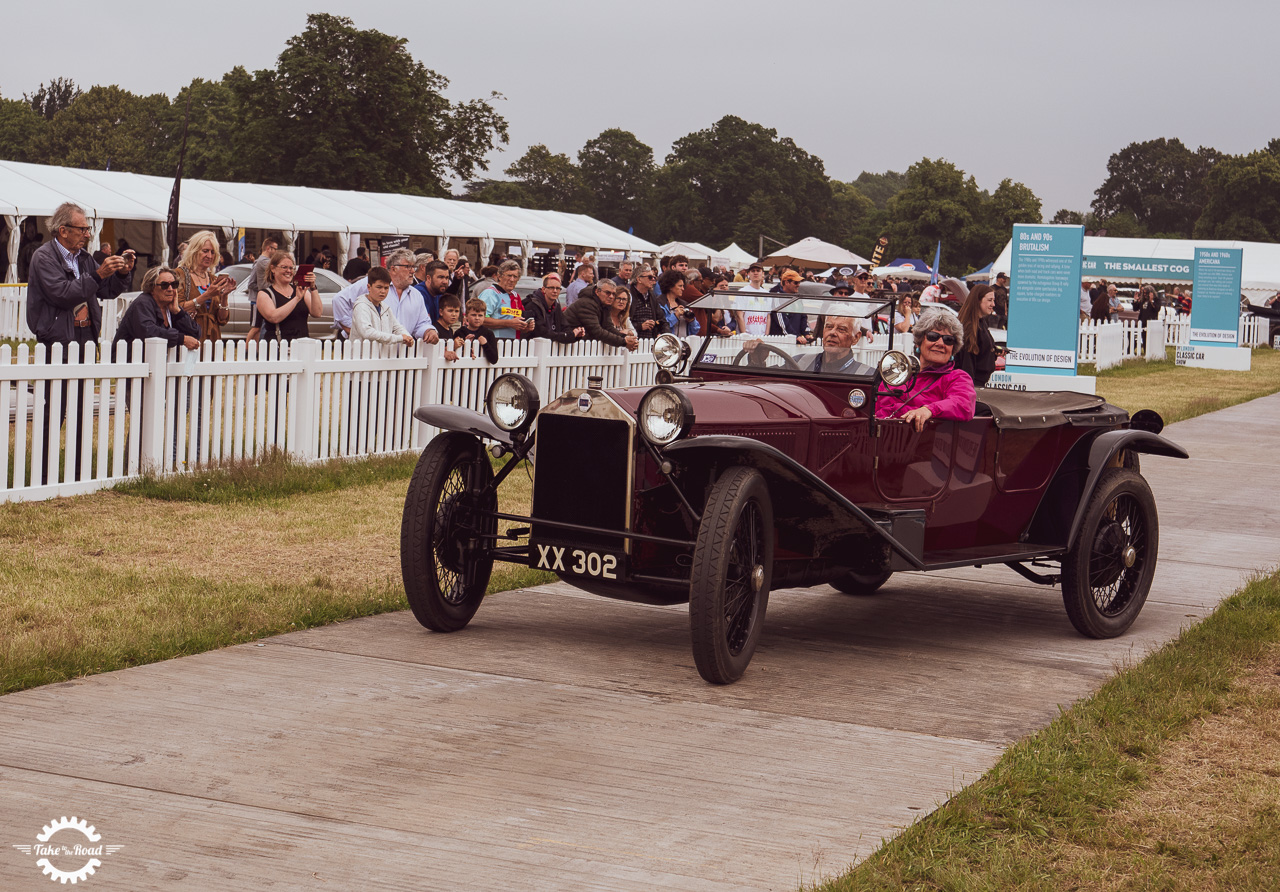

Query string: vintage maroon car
401 291 1188 684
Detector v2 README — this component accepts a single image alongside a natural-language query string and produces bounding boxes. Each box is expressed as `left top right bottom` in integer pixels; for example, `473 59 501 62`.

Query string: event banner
1081 256 1192 280
1006 223 1085 375
377 235 410 265
1189 247 1242 346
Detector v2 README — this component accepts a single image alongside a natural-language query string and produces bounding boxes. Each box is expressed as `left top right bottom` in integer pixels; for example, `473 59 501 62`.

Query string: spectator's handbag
176 267 230 341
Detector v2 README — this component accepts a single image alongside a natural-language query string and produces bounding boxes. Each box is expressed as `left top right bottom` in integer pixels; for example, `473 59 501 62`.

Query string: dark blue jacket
768 283 811 338
25 240 111 343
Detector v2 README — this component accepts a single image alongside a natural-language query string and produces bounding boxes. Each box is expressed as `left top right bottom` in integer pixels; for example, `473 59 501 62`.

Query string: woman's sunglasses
156 281 179 290
924 331 957 346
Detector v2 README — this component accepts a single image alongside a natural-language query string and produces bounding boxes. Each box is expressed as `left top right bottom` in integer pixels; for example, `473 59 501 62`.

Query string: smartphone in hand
294 264 315 287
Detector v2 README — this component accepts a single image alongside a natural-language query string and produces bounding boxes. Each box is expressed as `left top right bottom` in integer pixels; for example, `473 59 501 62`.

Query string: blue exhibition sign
1081 255 1193 280
1006 223 1084 375
1189 247 1242 347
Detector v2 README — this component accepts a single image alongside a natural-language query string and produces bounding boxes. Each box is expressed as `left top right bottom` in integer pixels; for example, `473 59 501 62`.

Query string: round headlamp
486 373 539 434
878 351 919 387
638 385 695 446
652 333 688 371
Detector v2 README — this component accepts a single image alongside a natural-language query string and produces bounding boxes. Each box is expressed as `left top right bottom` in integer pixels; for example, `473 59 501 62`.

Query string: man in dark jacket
565 281 638 349
993 272 1010 328
113 266 201 362
627 264 670 338
768 269 813 343
26 202 129 484
523 273 585 343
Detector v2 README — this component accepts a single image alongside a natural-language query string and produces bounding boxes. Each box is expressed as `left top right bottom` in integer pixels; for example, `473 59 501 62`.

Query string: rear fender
664 435 924 569
1027 429 1187 548
413 405 511 445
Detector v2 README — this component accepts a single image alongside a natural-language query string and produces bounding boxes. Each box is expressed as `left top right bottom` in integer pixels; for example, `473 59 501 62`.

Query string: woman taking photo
893 293 918 333
955 283 999 387
175 230 235 342
657 269 700 337
256 251 323 342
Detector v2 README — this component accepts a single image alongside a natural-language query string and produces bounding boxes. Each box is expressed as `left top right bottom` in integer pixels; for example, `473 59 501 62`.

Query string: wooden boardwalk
2 394 1277 890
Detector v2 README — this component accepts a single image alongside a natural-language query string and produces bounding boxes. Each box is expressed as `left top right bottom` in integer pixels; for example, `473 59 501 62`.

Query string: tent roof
0 160 659 253
720 242 758 267
659 241 719 260
761 237 871 270
991 234 1280 296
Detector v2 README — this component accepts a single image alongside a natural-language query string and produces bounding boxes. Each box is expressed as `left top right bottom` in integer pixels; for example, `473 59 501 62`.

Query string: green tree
826 181 882 257
501 144 590 212
577 128 655 234
34 85 169 172
24 78 81 121
732 190 789 252
1051 209 1085 225
656 115 831 245
1193 150 1280 241
1091 138 1220 237
0 95 44 162
231 13 508 194
464 179 537 208
152 77 242 179
853 170 908 209
884 158 990 271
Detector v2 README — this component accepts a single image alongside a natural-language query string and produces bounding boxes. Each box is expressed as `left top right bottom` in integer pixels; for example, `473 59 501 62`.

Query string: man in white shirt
735 263 771 336
1080 280 1093 321
333 248 440 343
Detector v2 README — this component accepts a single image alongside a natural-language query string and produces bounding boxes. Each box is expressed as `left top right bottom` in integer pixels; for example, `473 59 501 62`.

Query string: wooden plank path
2 394 1277 890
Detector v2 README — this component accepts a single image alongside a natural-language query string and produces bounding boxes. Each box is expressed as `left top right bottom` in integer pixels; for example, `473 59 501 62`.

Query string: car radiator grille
532 413 631 548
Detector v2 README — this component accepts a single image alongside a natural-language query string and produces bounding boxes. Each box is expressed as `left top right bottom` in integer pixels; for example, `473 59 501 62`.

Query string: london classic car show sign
1179 246 1250 370
999 223 1095 393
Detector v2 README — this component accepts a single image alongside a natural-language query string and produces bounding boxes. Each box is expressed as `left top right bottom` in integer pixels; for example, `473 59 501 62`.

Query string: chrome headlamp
638 385 695 446
652 333 689 371
878 351 920 387
486 373 540 435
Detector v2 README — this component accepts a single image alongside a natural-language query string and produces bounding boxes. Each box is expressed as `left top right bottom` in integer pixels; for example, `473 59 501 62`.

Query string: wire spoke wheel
401 433 496 632
690 467 773 684
1062 467 1158 639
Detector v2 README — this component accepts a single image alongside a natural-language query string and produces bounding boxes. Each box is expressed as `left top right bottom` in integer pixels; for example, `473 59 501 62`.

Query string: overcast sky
3 0 1277 224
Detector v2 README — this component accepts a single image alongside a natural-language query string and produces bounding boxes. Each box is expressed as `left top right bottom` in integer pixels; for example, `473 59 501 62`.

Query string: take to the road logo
10 816 123 884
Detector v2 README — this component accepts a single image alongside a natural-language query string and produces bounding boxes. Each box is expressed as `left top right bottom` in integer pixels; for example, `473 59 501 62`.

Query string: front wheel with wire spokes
1061 468 1158 638
689 466 773 684
401 432 496 632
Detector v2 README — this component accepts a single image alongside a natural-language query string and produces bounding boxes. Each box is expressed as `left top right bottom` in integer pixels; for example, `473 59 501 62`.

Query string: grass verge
813 569 1280 891
1080 346 1280 424
2 451 550 695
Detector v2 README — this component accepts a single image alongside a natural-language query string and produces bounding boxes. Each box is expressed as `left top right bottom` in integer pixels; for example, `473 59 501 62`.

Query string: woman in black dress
955 283 998 387
255 251 323 343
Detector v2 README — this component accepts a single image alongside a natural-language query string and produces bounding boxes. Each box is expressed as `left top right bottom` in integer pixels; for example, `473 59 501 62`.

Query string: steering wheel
732 342 802 371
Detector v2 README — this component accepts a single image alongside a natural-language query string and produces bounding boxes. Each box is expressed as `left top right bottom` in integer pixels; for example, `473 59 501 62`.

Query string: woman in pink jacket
876 309 976 431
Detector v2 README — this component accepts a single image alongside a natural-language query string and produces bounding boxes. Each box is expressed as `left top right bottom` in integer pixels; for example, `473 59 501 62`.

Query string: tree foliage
853 170 908 209
24 78 81 121
0 96 44 163
1091 138 1220 238
35 85 168 173
1193 150 1280 242
578 128 655 233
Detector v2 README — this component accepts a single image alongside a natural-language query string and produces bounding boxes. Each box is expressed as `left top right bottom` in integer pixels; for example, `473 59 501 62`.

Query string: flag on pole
931 241 942 284
237 227 245 261
166 95 193 264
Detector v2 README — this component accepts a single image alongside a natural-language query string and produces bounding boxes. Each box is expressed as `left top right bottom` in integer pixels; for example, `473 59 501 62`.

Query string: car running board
921 543 1066 572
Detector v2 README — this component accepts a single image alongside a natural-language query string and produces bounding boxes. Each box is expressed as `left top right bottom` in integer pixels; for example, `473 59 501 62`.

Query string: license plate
531 541 624 581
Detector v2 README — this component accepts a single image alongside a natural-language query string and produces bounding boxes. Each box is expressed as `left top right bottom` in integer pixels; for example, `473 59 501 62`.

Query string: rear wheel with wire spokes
401 433 496 632
689 466 773 684
1061 468 1157 638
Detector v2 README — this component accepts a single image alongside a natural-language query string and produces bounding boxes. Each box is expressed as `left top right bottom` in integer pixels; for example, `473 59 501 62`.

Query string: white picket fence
0 284 33 340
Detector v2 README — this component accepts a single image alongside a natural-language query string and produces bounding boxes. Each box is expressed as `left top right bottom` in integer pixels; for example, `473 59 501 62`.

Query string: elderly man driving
744 315 875 375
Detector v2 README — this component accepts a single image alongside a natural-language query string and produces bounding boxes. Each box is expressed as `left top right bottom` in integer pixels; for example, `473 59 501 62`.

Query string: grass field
814 571 1280 891
0 451 551 695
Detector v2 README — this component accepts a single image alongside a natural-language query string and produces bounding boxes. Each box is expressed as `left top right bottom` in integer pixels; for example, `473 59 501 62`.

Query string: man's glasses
544 285 562 292
924 331 957 346
63 225 93 234
156 281 179 290
639 274 656 280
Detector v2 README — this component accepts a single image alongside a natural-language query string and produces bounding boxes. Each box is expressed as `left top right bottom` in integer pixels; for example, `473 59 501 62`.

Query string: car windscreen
688 290 796 313
774 295 892 319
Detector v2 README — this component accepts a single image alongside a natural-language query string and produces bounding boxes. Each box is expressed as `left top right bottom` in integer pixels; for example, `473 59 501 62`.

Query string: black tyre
400 432 496 632
831 567 893 596
1061 468 1157 638
689 466 773 684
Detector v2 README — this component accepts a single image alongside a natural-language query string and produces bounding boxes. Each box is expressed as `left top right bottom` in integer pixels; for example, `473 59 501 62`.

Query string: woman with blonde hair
609 284 638 338
175 229 235 342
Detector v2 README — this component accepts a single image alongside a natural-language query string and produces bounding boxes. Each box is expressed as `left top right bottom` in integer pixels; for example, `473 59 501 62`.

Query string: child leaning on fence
451 297 498 364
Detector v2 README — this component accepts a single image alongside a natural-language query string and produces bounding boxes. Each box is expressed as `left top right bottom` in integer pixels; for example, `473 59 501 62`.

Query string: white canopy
874 265 931 282
659 241 719 261
991 234 1280 303
760 236 871 270
1 160 659 282
719 242 758 269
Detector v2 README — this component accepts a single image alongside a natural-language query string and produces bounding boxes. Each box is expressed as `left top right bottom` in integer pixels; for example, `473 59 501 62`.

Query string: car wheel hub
1122 545 1137 569
1090 520 1129 588
751 564 764 593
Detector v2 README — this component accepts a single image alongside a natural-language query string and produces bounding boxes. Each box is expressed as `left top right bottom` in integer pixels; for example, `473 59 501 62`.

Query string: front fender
1064 430 1187 548
412 405 511 445
664 435 924 569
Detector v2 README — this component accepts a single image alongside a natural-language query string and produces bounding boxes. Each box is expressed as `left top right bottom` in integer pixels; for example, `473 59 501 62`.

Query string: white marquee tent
720 242 758 269
760 237 871 270
658 241 725 264
1 160 660 282
991 234 1280 304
